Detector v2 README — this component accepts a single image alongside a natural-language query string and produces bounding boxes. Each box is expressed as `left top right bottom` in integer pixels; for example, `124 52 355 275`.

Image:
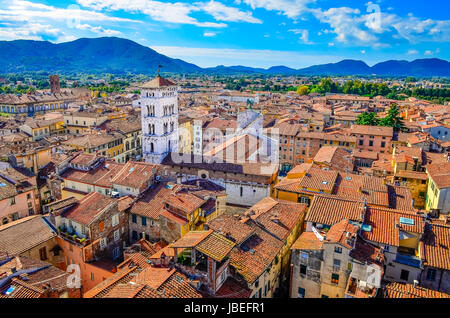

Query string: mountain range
0 37 449 77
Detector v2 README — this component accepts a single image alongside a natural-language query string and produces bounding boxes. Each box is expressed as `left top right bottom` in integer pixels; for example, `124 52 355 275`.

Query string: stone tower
138 74 179 164
50 75 61 94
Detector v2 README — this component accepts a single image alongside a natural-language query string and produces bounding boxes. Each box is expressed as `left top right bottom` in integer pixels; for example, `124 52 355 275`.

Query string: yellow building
14 146 53 173
425 162 450 213
63 132 125 162
178 117 193 154
64 112 108 135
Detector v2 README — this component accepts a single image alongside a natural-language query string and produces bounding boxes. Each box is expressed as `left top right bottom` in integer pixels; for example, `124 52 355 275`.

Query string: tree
356 112 379 126
379 104 405 132
296 85 309 96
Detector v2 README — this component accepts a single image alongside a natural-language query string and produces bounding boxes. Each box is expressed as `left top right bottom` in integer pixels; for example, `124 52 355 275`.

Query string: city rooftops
350 124 393 137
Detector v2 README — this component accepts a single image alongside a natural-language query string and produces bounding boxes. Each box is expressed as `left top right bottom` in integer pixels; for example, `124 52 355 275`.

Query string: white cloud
312 7 377 44
241 0 314 19
78 0 261 28
407 49 418 55
75 23 121 36
0 22 63 40
0 0 134 23
197 1 262 23
288 29 312 44
77 0 226 28
203 31 216 37
424 50 433 56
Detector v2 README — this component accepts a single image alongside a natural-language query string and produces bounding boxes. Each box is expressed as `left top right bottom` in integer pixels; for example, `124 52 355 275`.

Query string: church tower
139 74 179 164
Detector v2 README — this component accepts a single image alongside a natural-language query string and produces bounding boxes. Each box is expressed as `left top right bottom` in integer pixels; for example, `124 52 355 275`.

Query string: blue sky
0 0 449 68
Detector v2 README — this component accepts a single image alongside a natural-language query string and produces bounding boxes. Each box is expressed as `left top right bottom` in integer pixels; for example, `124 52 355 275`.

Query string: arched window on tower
126 141 130 151
164 123 168 134
170 122 174 132
150 143 154 153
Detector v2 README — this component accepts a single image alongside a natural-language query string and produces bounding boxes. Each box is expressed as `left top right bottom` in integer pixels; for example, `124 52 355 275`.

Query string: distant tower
139 71 179 164
50 75 61 94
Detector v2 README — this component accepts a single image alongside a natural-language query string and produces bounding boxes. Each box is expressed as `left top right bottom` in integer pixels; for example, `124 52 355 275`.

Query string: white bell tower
139 73 179 164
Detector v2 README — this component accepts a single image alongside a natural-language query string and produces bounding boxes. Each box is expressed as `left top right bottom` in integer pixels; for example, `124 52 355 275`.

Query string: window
369 140 374 147
359 140 364 146
240 187 243 197
426 268 437 281
298 287 305 298
141 217 147 226
27 193 31 200
334 247 342 254
114 229 120 242
39 247 47 260
381 142 386 148
98 221 104 232
400 269 409 281
331 273 339 284
9 197 16 206
333 259 341 269
132 231 138 241
100 238 107 250
300 265 307 275
112 214 119 227
132 214 137 223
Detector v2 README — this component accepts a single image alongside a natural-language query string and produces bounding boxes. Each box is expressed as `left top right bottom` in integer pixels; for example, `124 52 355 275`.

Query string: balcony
58 229 90 247
395 253 421 268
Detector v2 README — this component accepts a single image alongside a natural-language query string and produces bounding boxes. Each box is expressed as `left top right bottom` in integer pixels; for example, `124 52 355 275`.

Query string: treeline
298 79 450 104
87 80 130 93
223 78 296 93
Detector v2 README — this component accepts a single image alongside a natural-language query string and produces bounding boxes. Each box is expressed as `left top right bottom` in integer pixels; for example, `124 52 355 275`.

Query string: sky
0 0 449 68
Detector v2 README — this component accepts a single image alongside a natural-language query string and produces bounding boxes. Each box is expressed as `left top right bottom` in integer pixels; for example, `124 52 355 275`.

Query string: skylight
399 217 414 226
322 181 328 185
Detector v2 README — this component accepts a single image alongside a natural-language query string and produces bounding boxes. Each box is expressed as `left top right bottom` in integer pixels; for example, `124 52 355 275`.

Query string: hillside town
0 73 449 300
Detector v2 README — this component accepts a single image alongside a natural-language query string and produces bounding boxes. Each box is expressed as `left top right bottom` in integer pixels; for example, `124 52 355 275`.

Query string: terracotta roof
361 207 424 246
305 195 365 226
206 214 255 245
170 230 212 249
215 277 252 298
291 231 323 250
420 223 450 271
351 124 393 137
324 219 358 249
139 76 176 89
111 161 157 189
426 162 450 189
230 225 283 284
196 232 235 262
0 215 57 255
0 278 43 298
384 282 450 298
61 160 124 188
129 183 176 219
62 192 116 226
0 255 72 298
246 197 307 241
